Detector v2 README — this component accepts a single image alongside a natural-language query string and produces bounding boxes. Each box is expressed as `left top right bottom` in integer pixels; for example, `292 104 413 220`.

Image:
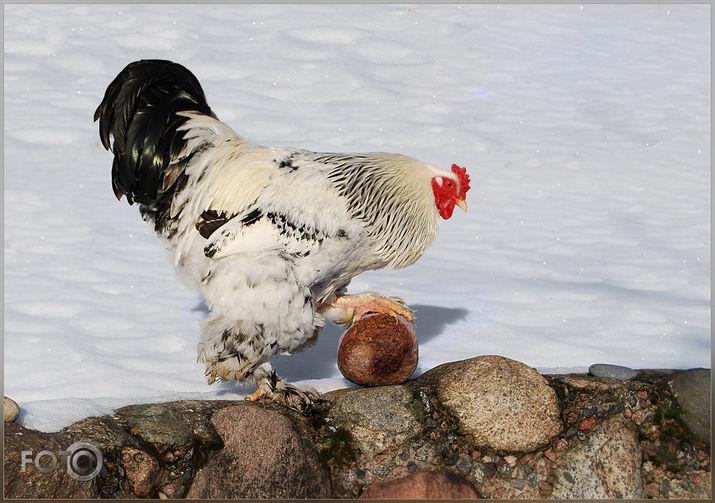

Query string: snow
4 4 710 432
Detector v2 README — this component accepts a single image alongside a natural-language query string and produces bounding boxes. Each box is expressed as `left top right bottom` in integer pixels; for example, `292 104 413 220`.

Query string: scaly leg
206 357 323 412
245 362 324 412
319 292 414 325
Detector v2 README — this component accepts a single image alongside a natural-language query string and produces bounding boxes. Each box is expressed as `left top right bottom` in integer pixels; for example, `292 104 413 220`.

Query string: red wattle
432 177 457 220
439 200 456 219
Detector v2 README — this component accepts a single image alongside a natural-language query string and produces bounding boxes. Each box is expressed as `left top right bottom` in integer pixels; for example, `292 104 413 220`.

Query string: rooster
94 59 470 411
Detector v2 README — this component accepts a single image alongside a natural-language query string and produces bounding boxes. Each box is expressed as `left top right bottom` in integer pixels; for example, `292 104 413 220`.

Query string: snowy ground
4 4 710 432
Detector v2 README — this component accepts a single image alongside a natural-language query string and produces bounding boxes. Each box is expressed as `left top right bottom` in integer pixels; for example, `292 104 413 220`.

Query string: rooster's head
431 163 470 219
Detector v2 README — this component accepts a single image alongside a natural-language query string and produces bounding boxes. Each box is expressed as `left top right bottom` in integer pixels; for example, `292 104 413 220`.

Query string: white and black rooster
95 59 470 411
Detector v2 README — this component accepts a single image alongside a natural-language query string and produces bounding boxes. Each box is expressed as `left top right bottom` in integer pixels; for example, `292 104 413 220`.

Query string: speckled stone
419 355 563 452
325 385 424 456
3 397 20 423
552 416 647 499
671 368 711 445
115 403 193 446
120 447 161 497
588 363 637 381
337 313 418 386
187 405 331 499
3 422 98 498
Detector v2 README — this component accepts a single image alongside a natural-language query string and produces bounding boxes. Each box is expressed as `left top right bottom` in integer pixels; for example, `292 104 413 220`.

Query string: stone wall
3 356 711 499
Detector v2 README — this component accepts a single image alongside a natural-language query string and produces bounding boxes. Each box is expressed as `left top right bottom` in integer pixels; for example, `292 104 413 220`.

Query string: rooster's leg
245 362 325 412
320 292 414 325
206 356 323 413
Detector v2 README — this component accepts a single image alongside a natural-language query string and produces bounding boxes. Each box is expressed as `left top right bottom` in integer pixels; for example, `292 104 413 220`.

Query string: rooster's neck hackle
324 152 442 268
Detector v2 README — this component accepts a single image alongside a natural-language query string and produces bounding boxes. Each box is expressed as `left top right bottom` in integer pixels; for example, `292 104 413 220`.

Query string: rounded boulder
4 397 20 423
419 355 563 452
187 405 331 499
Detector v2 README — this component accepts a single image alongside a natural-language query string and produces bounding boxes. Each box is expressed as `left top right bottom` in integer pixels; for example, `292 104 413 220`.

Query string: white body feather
95 59 467 407
149 112 457 383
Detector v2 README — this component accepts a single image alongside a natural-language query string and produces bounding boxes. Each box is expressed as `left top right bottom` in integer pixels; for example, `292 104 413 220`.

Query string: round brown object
337 313 418 386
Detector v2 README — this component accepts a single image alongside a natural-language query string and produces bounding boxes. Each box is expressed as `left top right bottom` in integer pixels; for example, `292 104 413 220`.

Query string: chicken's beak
456 199 468 212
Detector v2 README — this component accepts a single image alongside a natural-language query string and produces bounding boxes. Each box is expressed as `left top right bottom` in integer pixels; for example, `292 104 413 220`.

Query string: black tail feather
94 59 213 205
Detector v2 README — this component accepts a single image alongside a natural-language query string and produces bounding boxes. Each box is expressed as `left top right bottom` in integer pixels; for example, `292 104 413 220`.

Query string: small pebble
444 454 459 466
578 416 595 430
472 465 484 484
457 459 472 474
527 473 538 487
497 463 512 475
608 402 625 414
414 448 429 462
583 406 597 418
4 397 20 422
518 453 532 465
398 448 410 462
483 464 496 478
418 390 433 414
588 363 637 380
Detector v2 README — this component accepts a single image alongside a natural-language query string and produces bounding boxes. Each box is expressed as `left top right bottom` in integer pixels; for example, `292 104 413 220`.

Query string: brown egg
337 313 418 386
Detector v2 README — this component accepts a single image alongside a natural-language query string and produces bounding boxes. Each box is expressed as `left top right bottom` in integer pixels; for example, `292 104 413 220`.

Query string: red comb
451 164 470 199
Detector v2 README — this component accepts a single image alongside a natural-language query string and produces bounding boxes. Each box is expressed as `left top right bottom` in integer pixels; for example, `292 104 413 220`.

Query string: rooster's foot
205 359 325 413
248 370 326 413
322 292 414 325
246 387 267 402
